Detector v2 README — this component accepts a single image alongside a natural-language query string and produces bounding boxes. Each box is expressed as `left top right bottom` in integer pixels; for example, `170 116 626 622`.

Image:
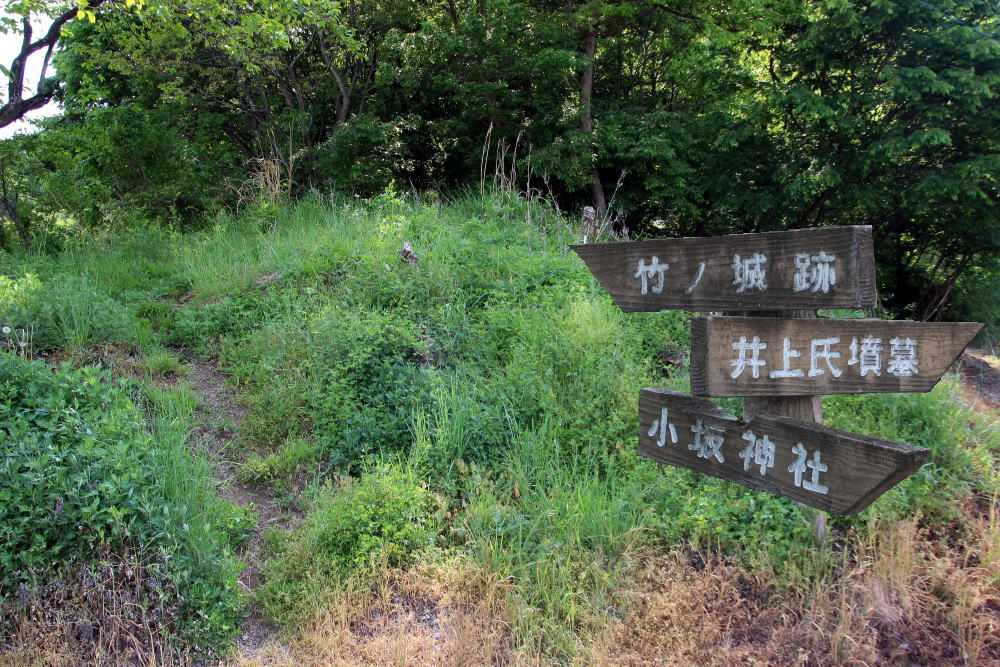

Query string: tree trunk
0 161 28 243
580 29 608 219
317 31 353 130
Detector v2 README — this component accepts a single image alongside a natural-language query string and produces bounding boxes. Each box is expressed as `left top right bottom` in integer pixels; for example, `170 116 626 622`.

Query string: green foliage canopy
2 0 998 321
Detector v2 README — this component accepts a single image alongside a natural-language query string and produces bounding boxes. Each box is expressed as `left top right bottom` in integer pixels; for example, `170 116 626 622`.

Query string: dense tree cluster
1 0 998 320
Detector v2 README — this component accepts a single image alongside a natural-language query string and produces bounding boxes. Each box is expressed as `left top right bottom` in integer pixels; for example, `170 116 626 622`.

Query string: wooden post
738 310 827 538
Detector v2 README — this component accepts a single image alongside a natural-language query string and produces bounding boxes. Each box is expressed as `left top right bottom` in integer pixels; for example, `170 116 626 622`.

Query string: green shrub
641 466 817 563
217 304 432 464
950 260 1000 341
0 273 136 351
407 369 509 486
168 294 268 351
215 501 258 550
258 464 438 623
459 424 647 657
143 380 201 423
0 354 243 649
824 381 998 524
312 114 414 197
305 306 432 467
10 105 234 230
483 294 644 449
237 377 312 453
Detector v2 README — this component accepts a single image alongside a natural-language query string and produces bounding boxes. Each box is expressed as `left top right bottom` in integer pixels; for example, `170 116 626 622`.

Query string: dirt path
184 358 292 660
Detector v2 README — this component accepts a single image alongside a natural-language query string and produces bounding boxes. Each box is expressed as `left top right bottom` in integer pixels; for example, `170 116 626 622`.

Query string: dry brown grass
587 510 1000 667
7 508 995 667
230 502 999 666
585 551 805 666
0 553 193 667
234 556 520 667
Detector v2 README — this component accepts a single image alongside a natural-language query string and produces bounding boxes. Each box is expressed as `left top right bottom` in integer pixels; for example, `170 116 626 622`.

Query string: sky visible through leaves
1 13 57 139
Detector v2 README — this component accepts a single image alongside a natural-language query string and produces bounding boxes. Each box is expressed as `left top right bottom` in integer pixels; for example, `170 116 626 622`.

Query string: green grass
144 346 185 377
258 463 440 626
0 355 244 651
1 190 996 661
238 437 323 487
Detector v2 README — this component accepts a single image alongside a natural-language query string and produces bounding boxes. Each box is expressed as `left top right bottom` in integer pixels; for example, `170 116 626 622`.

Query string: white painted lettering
847 335 883 377
788 443 829 494
808 337 843 378
740 430 775 476
633 256 668 295
732 253 768 293
887 337 919 376
648 407 678 448
685 261 706 295
689 420 726 463
770 337 804 378
730 336 768 379
792 251 837 293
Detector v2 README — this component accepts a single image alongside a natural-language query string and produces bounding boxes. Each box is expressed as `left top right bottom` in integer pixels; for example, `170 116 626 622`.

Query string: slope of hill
1 192 997 665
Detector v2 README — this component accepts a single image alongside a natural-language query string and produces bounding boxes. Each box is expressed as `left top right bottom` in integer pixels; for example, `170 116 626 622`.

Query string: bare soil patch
184 357 298 660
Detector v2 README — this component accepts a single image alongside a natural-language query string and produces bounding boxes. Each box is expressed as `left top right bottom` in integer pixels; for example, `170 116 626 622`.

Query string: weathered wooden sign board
571 226 876 312
639 389 929 514
690 316 982 397
572 224 982 516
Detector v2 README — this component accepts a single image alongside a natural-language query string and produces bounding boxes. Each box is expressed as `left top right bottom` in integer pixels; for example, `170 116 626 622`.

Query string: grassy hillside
1 192 997 664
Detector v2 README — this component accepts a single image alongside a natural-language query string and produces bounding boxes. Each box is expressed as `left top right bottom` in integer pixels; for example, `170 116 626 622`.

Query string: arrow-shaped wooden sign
571 225 980 519
572 226 876 312
690 316 982 397
639 389 929 514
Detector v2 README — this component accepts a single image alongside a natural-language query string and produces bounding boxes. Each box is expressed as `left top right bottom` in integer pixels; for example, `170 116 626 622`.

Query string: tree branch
1 1 109 129
316 30 351 127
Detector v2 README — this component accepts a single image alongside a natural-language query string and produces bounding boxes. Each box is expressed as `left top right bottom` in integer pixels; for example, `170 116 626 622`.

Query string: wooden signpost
691 316 982 397
639 389 928 514
573 225 982 515
571 226 876 312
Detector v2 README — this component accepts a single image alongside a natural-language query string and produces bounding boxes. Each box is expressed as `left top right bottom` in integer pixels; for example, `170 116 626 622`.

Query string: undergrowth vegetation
0 355 245 653
0 192 996 663
258 465 440 626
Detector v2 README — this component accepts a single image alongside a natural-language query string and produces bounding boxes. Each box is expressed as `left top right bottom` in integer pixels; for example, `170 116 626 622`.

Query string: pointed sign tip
640 390 931 514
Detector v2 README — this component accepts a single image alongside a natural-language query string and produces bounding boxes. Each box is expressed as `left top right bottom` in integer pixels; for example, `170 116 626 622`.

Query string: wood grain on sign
690 316 982 397
638 389 929 514
571 226 875 312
